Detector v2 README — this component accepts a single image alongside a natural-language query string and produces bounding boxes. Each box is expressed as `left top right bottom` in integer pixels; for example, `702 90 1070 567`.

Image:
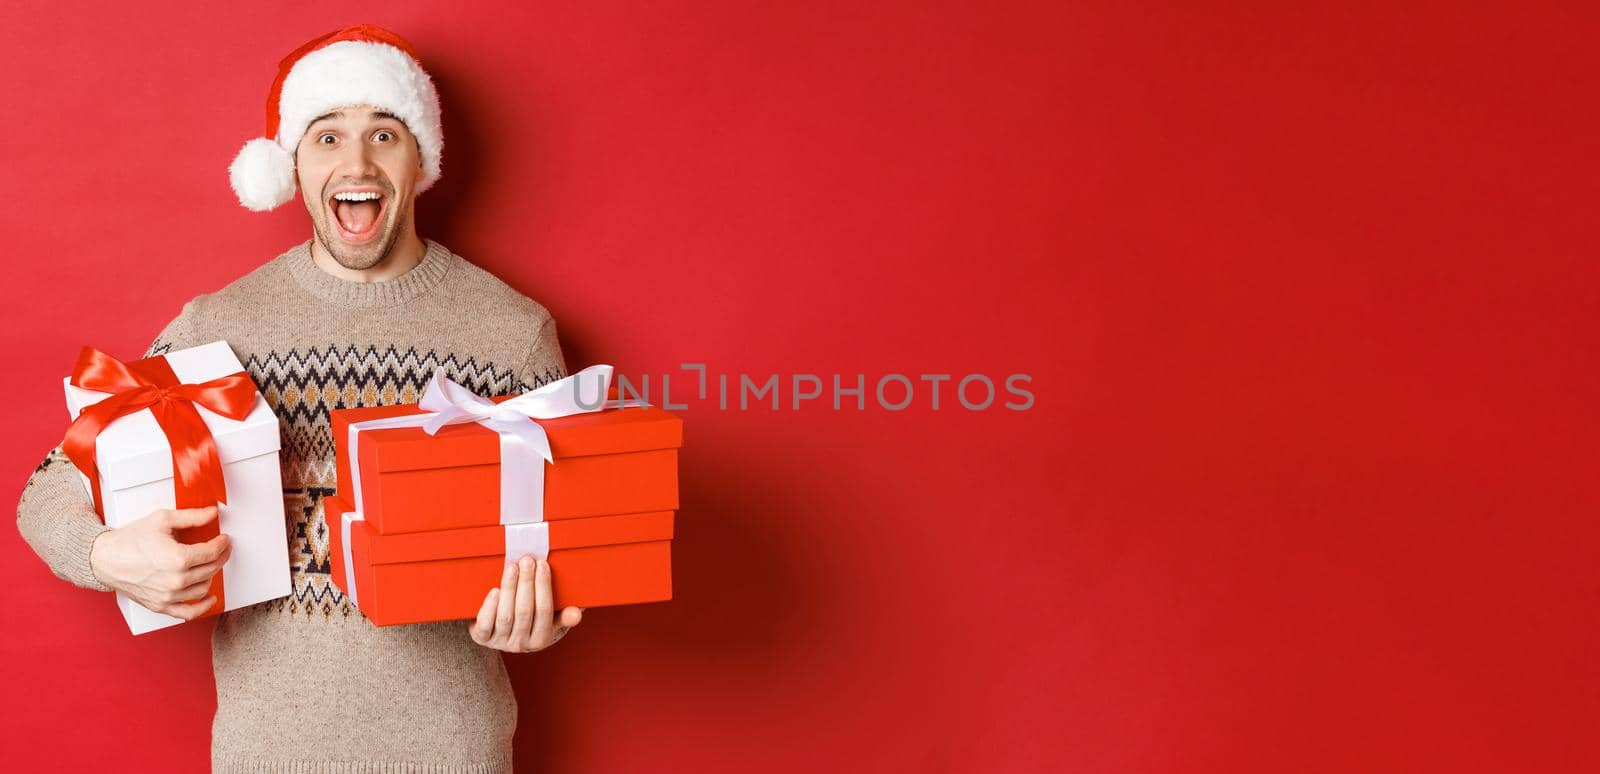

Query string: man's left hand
469 555 583 653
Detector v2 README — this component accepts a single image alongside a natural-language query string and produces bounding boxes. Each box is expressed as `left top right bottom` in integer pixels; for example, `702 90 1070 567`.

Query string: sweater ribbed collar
282 237 457 308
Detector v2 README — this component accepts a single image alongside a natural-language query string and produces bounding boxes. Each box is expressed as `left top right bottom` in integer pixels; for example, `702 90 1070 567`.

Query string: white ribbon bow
340 364 639 606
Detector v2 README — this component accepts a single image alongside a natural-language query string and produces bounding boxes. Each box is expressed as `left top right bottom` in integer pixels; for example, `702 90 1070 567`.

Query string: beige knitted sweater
16 238 568 772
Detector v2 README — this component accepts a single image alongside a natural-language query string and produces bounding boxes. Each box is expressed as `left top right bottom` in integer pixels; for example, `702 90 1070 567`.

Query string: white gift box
63 340 291 635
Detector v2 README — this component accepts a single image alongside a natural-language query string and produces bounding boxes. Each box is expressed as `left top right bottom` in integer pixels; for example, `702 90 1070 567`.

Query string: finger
164 505 220 530
494 561 518 640
529 559 555 647
510 555 537 649
177 541 233 586
470 588 499 643
559 606 583 628
164 595 218 621
176 531 230 568
170 575 216 603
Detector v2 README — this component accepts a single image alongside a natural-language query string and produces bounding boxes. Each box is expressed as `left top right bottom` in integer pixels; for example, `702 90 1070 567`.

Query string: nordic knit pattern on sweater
16 238 567 772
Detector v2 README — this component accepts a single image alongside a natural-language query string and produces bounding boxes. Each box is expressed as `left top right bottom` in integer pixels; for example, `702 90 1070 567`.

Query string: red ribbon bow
63 347 259 518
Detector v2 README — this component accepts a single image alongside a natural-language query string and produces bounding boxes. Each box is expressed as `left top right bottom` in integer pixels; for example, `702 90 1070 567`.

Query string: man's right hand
88 506 231 621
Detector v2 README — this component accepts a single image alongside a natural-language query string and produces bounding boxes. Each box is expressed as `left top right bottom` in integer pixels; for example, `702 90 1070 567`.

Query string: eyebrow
308 110 404 127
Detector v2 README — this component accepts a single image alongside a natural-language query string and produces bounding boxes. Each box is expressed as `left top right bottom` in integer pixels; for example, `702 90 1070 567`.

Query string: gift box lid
62 341 280 491
331 398 683 474
324 495 675 564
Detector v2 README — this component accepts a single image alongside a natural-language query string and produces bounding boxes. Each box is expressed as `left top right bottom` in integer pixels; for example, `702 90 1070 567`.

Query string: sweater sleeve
15 304 198 592
516 313 568 392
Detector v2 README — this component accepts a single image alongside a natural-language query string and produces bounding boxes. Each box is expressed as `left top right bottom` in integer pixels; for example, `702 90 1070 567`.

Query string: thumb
164 505 220 530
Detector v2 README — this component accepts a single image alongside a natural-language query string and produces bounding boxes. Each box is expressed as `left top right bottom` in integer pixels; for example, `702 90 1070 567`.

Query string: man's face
295 105 424 270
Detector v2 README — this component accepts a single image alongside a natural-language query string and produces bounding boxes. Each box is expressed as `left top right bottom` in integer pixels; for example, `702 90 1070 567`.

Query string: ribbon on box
340 364 643 605
62 347 260 613
63 347 259 514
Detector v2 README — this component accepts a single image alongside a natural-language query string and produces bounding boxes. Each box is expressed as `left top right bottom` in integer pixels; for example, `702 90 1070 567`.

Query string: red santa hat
228 24 443 211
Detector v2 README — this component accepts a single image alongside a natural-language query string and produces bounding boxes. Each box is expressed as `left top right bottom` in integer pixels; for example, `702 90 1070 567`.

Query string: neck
308 229 427 283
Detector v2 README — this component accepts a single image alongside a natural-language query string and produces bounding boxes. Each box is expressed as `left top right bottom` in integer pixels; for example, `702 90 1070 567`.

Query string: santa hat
228 24 443 211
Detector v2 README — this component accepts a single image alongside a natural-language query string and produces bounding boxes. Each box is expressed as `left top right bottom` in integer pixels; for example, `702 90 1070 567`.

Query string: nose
334 138 380 180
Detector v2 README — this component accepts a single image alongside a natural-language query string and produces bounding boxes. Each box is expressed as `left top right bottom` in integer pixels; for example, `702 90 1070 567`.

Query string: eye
317 133 337 145
374 130 395 143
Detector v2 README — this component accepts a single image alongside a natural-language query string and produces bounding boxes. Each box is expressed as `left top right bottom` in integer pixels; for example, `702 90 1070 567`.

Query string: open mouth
328 189 388 244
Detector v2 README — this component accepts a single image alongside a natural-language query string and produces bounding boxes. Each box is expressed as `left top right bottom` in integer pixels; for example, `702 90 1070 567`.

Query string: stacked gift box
326 367 683 626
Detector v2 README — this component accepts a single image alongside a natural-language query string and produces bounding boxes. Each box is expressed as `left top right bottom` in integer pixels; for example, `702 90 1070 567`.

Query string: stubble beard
313 195 409 271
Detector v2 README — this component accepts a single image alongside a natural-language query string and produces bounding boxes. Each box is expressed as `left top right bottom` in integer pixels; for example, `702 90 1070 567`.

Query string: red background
2 2 1595 771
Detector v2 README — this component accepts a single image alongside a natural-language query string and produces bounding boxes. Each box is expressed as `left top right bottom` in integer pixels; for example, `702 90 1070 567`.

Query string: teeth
333 191 382 202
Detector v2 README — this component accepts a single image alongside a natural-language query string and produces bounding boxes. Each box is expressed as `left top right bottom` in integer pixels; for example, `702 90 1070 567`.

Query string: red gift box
326 495 674 626
330 398 683 534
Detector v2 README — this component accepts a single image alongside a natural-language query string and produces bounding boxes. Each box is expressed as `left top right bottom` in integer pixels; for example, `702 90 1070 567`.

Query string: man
15 24 581 771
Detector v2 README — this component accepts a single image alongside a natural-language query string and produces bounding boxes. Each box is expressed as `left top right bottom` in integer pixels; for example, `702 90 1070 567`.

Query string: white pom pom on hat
229 138 297 212
228 24 443 211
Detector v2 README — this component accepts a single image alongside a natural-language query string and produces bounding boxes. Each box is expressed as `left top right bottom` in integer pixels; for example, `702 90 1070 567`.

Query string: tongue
335 200 380 234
